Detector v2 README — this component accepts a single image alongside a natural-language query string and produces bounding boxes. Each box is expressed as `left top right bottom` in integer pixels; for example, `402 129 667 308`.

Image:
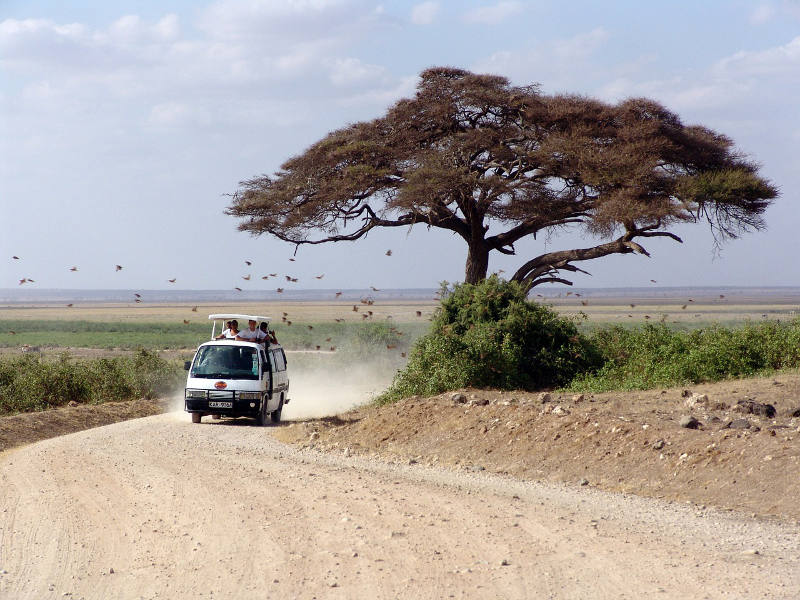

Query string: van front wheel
191 413 201 424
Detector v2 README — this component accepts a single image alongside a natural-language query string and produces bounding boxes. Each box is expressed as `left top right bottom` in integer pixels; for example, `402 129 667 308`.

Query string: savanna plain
1 293 800 599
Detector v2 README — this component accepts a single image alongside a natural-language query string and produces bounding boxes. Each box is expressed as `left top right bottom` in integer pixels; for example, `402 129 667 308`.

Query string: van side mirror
184 361 191 371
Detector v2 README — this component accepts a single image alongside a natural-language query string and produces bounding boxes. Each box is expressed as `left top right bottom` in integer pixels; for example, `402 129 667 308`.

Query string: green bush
569 319 800 392
0 350 184 416
378 277 601 403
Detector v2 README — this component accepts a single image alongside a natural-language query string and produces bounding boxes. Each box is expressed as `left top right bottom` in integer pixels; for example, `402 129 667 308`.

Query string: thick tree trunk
465 241 490 284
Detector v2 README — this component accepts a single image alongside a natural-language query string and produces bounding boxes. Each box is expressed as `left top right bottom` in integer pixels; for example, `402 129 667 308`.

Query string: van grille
209 390 235 400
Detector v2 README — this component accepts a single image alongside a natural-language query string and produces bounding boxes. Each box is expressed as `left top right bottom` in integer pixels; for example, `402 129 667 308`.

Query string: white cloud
750 3 776 24
327 57 386 86
411 2 440 25
471 28 609 91
463 1 523 25
715 35 800 76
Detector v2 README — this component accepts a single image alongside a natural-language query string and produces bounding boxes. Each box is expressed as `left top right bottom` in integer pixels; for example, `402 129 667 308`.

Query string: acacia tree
227 67 777 290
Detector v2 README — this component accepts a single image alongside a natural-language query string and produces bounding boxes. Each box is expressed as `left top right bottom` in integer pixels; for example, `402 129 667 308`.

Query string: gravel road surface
1 413 799 599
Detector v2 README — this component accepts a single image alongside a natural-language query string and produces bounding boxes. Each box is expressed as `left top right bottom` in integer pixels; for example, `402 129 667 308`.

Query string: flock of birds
9 251 421 355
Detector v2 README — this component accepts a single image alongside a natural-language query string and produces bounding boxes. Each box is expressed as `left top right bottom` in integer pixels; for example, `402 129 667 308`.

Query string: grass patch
568 319 800 392
0 319 429 352
0 350 185 416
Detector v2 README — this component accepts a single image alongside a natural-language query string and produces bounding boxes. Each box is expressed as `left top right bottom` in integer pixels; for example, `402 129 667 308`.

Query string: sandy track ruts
1 414 799 600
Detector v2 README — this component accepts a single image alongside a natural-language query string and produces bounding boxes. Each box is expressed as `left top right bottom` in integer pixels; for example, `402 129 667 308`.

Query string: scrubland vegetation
0 350 183 416
3 284 800 415
378 278 800 404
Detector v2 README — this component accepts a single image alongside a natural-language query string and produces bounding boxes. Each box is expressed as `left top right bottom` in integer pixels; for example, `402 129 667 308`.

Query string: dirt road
1 414 799 600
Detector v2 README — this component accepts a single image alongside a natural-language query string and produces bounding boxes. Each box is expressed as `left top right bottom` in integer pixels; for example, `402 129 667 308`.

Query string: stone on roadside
728 418 752 430
789 407 800 418
652 439 665 450
552 405 570 416
679 415 700 429
537 392 552 404
732 400 776 418
470 397 489 406
684 393 708 408
571 394 585 403
451 393 467 404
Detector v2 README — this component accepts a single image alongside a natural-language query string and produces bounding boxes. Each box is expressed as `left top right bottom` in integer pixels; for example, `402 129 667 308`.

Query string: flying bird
362 314 369 319
352 305 359 312
18 278 27 285
168 278 176 283
234 287 242 291
261 276 269 280
334 318 344 323
242 275 251 281
183 320 190 325
135 298 142 303
335 291 342 298
580 300 588 306
286 320 292 326
386 345 396 350
719 294 725 299
315 274 324 279
330 346 336 352
66 303 73 307
415 311 422 317
191 306 198 312
370 286 380 292
644 315 651 319
316 345 321 350
289 258 295 262
681 304 687 309
650 279 657 283
307 325 313 330
269 273 277 277
115 265 123 271
12 256 19 260
276 288 284 293
629 304 636 308
245 260 252 266
385 250 392 256
69 266 78 272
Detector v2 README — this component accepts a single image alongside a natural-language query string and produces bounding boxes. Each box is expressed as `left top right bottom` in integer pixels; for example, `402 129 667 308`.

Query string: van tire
191 413 201 424
271 396 283 424
255 398 268 427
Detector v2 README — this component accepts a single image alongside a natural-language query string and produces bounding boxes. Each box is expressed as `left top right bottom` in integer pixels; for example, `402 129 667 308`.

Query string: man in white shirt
236 319 266 344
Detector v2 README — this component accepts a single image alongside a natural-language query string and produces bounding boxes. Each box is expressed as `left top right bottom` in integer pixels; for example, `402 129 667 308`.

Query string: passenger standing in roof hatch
260 322 278 346
236 319 266 343
215 320 233 340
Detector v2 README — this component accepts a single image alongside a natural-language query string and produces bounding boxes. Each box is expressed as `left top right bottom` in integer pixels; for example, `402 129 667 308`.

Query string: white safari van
184 314 289 425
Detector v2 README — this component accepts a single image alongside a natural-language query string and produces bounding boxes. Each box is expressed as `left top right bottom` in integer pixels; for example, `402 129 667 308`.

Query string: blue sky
1 0 799 291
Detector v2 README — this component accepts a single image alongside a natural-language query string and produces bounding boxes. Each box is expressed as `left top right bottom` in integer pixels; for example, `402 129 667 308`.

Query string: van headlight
239 392 261 400
186 389 207 398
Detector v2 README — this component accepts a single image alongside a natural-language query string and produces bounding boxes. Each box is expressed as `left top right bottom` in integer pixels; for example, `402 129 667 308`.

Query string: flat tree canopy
227 67 778 290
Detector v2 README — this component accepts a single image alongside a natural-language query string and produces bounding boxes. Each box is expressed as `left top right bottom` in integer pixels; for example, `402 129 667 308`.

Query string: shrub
0 350 184 416
569 319 800 392
378 276 601 403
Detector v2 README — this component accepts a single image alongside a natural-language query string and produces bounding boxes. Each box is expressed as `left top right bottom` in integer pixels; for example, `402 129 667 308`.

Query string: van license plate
208 401 232 408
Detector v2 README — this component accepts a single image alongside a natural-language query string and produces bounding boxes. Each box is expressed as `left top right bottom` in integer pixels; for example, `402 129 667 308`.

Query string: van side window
271 349 286 372
268 350 277 372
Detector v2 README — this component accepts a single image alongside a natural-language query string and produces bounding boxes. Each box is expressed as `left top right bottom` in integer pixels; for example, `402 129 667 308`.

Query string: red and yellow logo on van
214 381 227 389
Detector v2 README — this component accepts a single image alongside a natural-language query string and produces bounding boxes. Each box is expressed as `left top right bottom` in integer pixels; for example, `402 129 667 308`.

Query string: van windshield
191 345 259 380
